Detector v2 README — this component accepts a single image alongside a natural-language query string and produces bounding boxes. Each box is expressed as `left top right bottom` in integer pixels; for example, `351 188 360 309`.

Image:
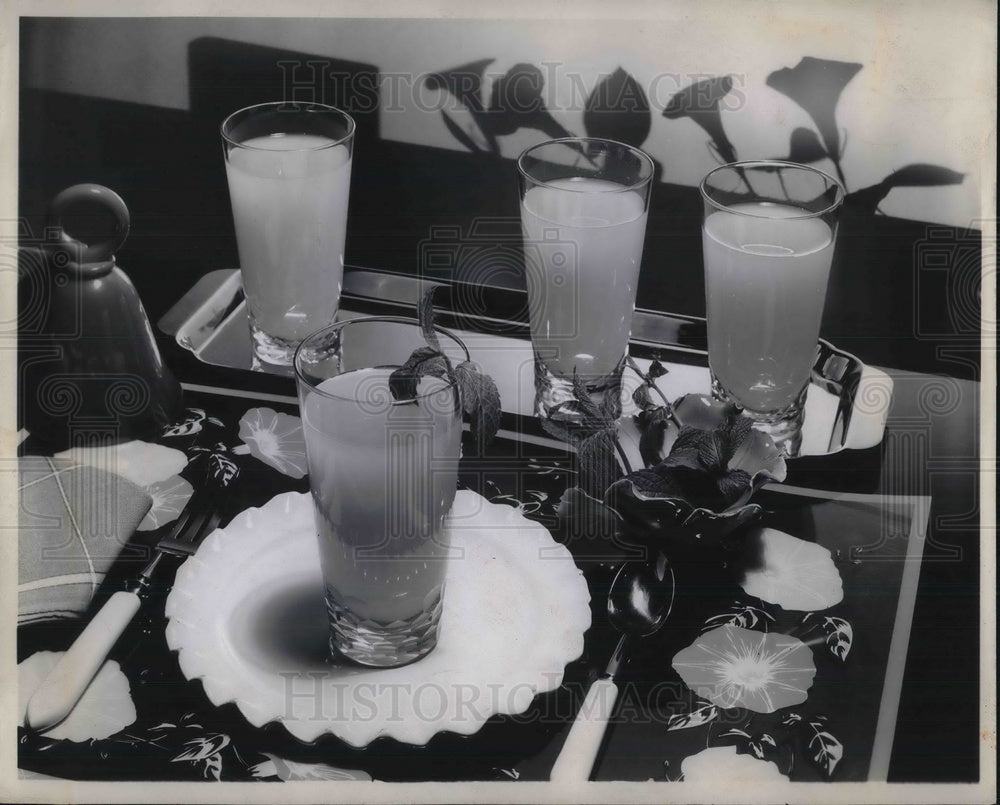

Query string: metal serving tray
158 267 892 459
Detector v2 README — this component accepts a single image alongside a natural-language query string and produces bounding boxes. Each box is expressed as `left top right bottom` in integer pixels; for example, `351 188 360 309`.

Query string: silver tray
158 268 892 457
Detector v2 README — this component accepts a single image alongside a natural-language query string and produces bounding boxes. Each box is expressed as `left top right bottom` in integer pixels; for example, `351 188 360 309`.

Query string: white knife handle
549 676 619 783
25 591 142 732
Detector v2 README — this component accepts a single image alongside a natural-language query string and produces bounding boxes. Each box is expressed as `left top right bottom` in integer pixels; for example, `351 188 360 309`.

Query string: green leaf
209 453 239 486
622 464 727 510
716 468 753 507
807 720 844 777
636 406 671 467
388 346 450 402
696 428 729 470
540 412 575 443
885 163 965 187
659 426 712 472
418 286 442 352
822 616 854 662
703 603 774 632
454 361 501 453
577 428 622 498
583 67 651 148
557 486 622 538
647 360 667 379
724 414 754 447
632 384 655 411
598 375 624 423
666 702 718 732
783 126 828 163
572 371 608 428
846 164 966 216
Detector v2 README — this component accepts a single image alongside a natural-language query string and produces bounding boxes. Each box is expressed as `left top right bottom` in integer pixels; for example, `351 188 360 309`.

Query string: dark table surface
13 84 984 786
15 325 982 786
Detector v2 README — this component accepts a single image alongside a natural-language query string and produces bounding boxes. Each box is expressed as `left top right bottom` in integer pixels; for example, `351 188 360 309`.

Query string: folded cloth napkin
18 456 152 625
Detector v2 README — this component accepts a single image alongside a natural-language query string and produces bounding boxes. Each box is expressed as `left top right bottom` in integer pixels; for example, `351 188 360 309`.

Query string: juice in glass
703 201 835 413
225 134 352 360
299 365 461 666
520 177 648 380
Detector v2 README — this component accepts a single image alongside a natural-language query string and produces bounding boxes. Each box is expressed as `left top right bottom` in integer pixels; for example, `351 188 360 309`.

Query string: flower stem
831 157 848 192
626 355 680 426
612 434 634 476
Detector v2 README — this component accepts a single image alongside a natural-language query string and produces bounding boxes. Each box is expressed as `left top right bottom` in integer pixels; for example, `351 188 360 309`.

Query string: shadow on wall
187 36 381 144
15 37 982 380
426 56 966 217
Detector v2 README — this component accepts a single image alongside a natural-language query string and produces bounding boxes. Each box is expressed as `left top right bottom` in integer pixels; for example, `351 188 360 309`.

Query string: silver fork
25 486 225 733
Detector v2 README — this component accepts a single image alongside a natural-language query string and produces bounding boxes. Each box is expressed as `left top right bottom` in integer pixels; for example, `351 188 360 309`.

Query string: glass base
325 583 445 668
250 322 299 375
533 352 625 423
710 373 807 457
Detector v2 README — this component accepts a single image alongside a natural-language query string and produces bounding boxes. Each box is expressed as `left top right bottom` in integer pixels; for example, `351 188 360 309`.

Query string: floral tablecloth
17 387 927 783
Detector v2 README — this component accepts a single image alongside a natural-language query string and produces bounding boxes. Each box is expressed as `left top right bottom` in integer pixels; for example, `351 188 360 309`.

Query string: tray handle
843 366 894 450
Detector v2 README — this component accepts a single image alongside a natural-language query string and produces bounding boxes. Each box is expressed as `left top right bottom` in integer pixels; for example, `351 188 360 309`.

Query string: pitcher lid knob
46 183 130 278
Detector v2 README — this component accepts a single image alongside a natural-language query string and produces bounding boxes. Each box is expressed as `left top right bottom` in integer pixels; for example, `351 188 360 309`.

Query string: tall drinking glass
294 317 467 667
222 102 355 371
517 138 654 419
700 160 845 455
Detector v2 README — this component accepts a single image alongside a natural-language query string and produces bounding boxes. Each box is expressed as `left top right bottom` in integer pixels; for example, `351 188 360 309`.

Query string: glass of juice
517 138 654 420
294 317 467 667
700 160 845 456
222 102 355 371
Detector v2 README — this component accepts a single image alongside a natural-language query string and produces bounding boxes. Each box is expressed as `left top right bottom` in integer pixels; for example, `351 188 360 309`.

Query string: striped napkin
18 456 152 625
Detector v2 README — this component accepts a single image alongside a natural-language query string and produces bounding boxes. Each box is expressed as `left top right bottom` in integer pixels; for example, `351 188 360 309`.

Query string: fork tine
163 499 196 541
181 506 213 541
156 496 225 557
162 481 211 541
201 509 225 538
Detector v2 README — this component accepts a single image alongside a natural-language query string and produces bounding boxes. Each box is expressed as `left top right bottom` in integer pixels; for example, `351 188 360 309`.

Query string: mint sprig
387 346 451 401
453 360 502 454
626 355 678 467
418 285 443 352
577 428 624 498
536 367 632 488
635 405 673 468
388 288 501 453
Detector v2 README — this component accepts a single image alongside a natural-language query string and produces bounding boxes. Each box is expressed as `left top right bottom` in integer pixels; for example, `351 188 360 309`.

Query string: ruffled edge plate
165 490 591 747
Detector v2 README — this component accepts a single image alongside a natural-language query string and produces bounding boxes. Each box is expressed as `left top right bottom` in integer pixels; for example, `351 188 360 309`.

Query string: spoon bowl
549 551 675 782
608 552 675 637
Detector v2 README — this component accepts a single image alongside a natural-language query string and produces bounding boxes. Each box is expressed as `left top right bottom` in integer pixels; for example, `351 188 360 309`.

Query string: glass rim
293 315 470 403
699 160 846 219
220 101 356 152
516 136 655 194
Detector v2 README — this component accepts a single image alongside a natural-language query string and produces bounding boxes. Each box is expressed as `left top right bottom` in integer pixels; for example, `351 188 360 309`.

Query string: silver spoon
549 553 675 782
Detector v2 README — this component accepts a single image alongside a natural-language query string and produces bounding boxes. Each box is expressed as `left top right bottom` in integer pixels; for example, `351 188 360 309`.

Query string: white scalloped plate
165 490 591 747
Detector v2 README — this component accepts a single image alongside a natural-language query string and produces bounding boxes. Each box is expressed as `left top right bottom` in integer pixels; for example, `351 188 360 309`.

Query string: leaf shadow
845 164 965 217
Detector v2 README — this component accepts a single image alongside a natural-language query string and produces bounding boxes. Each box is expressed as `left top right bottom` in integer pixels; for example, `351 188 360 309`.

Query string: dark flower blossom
425 58 499 153
618 406 786 512
662 75 739 164
488 63 575 141
766 57 862 163
607 399 786 549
